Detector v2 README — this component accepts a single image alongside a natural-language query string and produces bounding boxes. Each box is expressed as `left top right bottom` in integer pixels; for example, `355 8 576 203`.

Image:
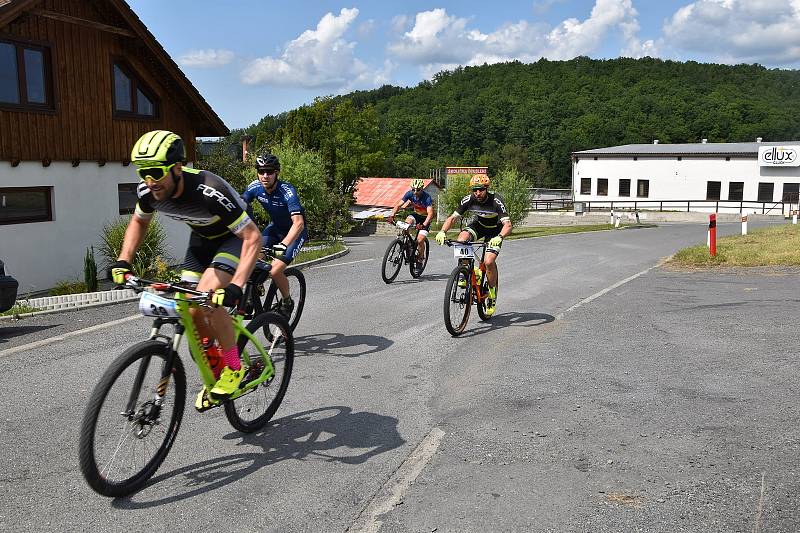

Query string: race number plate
453 243 474 258
395 221 411 230
139 292 179 318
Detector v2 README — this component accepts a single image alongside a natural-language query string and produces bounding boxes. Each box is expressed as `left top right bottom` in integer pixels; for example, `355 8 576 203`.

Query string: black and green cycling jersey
135 168 252 239
454 191 511 227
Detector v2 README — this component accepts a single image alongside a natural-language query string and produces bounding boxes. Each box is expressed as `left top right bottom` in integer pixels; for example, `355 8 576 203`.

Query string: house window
782 183 799 204
118 183 139 215
580 178 591 195
0 39 54 110
0 187 53 225
597 179 608 196
637 179 649 198
757 182 774 203
706 181 721 201
113 62 157 118
728 182 744 201
619 179 631 197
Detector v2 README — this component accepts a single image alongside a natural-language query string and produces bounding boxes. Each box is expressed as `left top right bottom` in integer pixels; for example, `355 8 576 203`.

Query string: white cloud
663 0 800 65
241 8 371 89
178 49 234 68
388 1 645 77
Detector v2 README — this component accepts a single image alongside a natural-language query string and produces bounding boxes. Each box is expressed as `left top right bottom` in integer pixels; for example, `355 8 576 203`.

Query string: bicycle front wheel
263 267 306 331
409 238 429 278
381 239 403 283
78 341 186 497
443 265 472 336
225 312 294 433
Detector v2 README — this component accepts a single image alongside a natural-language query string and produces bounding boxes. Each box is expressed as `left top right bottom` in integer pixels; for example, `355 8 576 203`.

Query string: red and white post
709 213 717 257
741 214 748 235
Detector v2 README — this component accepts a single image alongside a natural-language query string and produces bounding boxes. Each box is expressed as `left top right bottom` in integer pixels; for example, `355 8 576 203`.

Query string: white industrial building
572 140 800 215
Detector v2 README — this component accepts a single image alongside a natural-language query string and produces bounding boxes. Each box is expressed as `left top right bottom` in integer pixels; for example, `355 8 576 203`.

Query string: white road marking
753 472 766 533
309 258 373 269
0 314 141 358
347 427 446 533
555 256 672 320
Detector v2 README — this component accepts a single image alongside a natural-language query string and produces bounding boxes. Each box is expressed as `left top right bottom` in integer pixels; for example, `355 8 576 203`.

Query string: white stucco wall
572 156 800 214
0 161 189 294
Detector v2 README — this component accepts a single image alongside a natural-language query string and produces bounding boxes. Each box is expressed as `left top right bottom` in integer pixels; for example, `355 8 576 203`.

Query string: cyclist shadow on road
456 311 555 338
113 406 405 508
389 273 450 284
0 324 60 343
293 332 393 357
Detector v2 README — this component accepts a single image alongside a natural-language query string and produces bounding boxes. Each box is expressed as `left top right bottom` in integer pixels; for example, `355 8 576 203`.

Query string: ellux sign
759 146 800 167
446 167 488 174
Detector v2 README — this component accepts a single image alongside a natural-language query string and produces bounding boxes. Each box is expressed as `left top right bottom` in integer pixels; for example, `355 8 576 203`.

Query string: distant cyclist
435 174 512 316
387 178 434 269
242 153 307 317
110 130 262 404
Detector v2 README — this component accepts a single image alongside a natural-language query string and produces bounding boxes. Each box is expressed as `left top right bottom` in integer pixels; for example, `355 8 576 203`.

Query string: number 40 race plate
453 243 474 258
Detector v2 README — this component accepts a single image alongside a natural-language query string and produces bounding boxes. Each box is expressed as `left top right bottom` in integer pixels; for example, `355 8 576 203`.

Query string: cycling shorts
262 223 308 265
464 221 502 255
406 213 430 235
181 232 242 283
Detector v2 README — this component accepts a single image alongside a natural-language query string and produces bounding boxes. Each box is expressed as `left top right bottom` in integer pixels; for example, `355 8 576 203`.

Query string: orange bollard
709 213 717 257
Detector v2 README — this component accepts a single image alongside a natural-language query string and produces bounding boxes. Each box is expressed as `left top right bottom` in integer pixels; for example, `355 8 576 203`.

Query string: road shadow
113 406 404 508
293 332 393 358
0 324 60 343
454 311 555 338
389 272 450 285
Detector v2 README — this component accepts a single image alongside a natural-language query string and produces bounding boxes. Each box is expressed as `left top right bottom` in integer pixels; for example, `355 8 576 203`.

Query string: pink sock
222 346 241 371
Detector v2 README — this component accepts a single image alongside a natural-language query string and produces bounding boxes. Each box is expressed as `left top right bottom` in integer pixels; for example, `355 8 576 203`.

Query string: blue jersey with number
242 179 305 233
402 190 433 216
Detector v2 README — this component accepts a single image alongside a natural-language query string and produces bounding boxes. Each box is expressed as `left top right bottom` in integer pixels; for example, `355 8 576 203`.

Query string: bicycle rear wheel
78 341 186 497
225 312 294 433
263 267 306 331
443 265 472 336
409 238 429 278
381 239 404 283
476 269 493 321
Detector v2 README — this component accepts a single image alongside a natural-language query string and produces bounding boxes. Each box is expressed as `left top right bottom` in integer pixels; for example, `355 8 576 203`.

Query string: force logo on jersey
197 184 235 212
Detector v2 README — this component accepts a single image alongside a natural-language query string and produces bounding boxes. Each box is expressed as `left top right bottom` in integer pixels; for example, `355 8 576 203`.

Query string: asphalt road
1 220 798 532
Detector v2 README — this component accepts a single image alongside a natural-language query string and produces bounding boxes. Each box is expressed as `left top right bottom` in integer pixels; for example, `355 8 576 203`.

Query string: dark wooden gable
0 0 228 163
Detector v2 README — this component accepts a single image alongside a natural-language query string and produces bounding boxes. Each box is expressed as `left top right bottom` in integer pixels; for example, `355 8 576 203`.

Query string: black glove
212 283 243 307
272 242 288 257
110 260 132 285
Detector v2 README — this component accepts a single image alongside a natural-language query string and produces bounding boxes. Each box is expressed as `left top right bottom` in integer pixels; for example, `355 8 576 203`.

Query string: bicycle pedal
194 389 221 412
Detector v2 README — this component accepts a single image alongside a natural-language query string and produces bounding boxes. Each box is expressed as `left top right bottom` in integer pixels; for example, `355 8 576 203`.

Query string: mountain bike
442 240 494 336
242 248 306 334
78 276 294 497
381 220 430 283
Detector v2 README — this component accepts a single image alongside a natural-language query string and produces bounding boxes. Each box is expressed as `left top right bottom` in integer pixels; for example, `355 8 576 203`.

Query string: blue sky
127 0 800 131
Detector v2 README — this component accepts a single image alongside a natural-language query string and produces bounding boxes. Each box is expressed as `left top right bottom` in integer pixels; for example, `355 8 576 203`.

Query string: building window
580 178 591 195
0 39 54 110
728 182 744 201
706 181 721 201
782 183 799 204
757 182 774 203
0 187 53 225
118 183 139 214
619 179 631 197
597 178 608 196
112 62 157 118
636 179 649 198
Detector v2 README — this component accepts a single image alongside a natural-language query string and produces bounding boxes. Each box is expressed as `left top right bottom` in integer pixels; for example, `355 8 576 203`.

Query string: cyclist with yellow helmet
435 174 512 316
109 130 263 406
387 178 434 270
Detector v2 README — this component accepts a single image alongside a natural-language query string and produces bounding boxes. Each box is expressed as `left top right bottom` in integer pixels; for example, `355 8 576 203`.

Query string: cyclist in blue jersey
242 153 308 316
387 178 434 269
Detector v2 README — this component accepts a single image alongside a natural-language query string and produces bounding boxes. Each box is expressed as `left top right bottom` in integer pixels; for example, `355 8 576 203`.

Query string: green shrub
50 280 87 296
84 246 98 292
98 216 172 280
493 167 532 226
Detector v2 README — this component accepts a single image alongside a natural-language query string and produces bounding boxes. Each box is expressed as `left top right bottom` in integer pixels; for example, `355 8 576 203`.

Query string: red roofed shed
352 177 440 219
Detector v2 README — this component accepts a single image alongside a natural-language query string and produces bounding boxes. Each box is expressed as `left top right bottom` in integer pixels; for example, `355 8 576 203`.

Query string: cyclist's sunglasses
411 187 422 192
257 168 278 176
136 163 176 182
472 186 487 192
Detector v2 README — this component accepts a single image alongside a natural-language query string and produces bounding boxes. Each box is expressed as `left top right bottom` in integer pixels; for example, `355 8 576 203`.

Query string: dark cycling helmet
131 130 186 166
256 153 280 171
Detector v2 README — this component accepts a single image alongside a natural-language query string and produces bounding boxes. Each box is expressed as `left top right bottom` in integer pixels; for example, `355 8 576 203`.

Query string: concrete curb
0 245 350 321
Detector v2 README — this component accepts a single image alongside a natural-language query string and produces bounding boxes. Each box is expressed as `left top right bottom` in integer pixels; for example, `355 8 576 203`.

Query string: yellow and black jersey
454 191 511 227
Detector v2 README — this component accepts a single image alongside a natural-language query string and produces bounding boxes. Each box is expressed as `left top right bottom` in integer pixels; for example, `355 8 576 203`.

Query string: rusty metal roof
353 177 438 207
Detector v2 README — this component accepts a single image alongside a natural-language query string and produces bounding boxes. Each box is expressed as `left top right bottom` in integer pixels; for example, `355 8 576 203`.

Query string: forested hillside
224 57 800 188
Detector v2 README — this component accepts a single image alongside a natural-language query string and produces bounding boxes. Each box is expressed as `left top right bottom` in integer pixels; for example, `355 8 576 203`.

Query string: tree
493 167 531 226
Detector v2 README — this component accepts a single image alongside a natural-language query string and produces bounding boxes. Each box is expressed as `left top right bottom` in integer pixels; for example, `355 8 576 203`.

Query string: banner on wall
759 146 800 167
446 167 488 175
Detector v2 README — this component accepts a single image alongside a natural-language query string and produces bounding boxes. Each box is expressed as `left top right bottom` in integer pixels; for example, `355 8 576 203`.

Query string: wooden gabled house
0 0 228 292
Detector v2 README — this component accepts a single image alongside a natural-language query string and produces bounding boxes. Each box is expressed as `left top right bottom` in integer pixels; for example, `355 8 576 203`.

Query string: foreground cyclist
110 130 262 405
242 153 307 317
435 174 512 316
388 178 434 270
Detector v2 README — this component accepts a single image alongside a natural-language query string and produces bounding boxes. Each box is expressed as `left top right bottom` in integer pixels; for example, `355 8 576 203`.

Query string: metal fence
578 200 788 215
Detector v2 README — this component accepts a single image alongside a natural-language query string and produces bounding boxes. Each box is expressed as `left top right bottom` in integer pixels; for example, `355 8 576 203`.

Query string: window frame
636 179 649 198
580 177 591 195
0 35 56 113
118 183 139 215
111 58 159 120
728 181 744 202
597 178 608 196
0 186 53 225
706 181 721 201
757 182 774 203
781 183 799 204
618 178 631 197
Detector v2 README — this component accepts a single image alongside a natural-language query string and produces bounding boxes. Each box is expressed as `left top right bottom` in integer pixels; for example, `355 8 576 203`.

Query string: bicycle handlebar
444 239 487 248
125 275 211 303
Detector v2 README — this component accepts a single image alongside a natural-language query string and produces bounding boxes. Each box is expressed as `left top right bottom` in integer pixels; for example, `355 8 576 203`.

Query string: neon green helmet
131 130 186 166
410 178 424 190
